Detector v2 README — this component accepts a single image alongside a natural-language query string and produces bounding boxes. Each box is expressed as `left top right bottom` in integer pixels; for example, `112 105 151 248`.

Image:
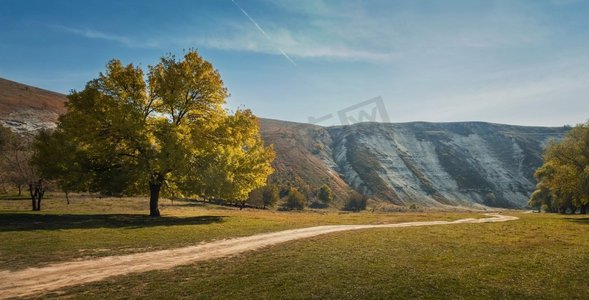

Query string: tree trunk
149 182 162 217
29 183 36 211
37 181 44 211
17 185 22 196
580 204 587 215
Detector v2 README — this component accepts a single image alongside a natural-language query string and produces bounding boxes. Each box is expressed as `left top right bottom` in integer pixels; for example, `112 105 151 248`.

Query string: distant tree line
245 183 368 212
529 121 589 214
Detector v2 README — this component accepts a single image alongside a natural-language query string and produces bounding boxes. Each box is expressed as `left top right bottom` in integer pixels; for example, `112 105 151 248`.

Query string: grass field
0 194 477 271
2 194 588 299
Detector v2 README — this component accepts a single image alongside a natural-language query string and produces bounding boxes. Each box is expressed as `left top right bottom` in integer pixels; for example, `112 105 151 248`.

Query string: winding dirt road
0 213 518 299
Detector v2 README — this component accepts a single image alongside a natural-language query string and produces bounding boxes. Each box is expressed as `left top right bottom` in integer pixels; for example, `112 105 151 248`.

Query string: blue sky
1 0 588 126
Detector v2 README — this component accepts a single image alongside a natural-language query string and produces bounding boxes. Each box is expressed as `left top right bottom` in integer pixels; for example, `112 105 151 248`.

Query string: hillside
259 119 355 202
0 77 67 134
261 119 568 208
0 78 568 208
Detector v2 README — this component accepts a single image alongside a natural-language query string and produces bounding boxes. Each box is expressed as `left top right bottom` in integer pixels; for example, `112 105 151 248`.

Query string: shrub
284 188 306 210
311 143 324 155
317 184 333 204
262 185 280 209
310 184 333 208
344 192 367 212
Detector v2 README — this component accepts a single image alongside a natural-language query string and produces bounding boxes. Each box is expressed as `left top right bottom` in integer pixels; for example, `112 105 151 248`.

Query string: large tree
530 122 589 214
32 51 274 216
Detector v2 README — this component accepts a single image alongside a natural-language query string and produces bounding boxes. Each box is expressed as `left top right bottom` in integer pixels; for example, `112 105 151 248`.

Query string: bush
343 192 367 212
310 184 333 208
311 143 323 155
247 185 280 209
317 184 333 204
247 188 264 207
262 185 280 209
284 188 306 210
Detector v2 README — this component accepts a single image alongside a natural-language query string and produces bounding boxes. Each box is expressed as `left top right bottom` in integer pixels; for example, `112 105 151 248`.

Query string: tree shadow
565 217 589 225
165 202 206 207
0 213 225 232
0 196 30 200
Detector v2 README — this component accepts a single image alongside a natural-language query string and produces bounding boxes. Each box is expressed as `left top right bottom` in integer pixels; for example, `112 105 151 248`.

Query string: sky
1 0 588 127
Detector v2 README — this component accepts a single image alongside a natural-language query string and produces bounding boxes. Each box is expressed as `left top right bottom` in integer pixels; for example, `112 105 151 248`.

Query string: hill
0 78 568 208
259 119 355 202
0 77 67 134
260 119 568 208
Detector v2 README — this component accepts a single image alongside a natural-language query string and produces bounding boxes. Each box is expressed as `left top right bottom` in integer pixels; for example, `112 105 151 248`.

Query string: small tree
310 184 333 208
0 126 45 210
344 192 368 212
33 130 90 204
284 188 306 210
246 184 279 209
317 184 333 204
261 185 280 209
29 179 45 211
0 126 36 196
247 188 264 208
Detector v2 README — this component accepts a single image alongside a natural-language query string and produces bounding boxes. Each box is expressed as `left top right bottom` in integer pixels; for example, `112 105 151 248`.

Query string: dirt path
0 213 518 299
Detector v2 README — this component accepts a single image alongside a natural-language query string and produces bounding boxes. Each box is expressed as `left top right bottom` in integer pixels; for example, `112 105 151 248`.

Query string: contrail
231 0 297 66
278 49 297 66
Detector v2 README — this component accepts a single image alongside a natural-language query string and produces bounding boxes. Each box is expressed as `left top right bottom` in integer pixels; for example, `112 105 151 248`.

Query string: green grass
0 194 476 271
3 195 587 299
36 213 589 300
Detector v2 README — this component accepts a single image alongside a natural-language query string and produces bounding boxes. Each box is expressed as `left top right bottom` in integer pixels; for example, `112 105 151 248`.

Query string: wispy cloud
44 1 557 65
186 0 548 63
49 24 160 48
189 29 400 62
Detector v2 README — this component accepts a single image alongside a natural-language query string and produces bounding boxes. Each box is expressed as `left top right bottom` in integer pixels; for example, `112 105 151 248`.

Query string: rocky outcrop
261 119 567 208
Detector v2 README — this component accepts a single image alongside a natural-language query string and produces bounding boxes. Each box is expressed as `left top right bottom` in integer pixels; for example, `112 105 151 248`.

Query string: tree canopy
32 50 274 216
529 122 589 214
